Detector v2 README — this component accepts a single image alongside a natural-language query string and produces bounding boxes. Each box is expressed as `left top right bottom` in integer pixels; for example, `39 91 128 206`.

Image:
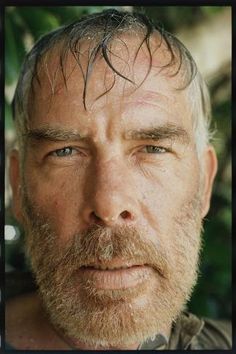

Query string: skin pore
7 33 217 350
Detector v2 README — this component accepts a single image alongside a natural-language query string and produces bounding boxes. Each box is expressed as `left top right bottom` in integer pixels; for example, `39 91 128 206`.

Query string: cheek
135 156 201 232
23 166 86 235
140 171 199 203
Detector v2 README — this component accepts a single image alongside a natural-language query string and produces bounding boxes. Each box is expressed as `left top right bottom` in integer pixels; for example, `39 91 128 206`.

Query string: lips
82 263 141 270
77 264 153 290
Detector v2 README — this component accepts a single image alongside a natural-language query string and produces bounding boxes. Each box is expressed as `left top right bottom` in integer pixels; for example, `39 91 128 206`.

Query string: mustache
44 224 170 279
22 189 171 280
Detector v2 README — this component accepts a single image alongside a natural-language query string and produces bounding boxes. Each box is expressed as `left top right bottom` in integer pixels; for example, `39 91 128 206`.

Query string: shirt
140 311 232 350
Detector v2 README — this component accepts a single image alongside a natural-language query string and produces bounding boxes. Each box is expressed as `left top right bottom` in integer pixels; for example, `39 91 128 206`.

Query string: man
6 9 231 350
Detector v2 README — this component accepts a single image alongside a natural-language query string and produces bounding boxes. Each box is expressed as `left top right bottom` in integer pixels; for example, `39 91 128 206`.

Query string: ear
9 149 23 224
201 145 218 218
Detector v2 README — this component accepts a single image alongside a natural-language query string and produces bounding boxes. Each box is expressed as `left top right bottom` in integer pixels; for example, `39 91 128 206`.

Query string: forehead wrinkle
123 78 179 111
139 90 175 106
123 99 177 123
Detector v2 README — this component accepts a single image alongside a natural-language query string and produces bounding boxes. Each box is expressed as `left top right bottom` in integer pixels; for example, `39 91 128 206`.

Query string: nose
82 158 139 227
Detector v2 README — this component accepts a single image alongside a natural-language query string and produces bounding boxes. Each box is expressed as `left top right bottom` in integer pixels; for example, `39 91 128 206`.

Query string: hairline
12 9 213 164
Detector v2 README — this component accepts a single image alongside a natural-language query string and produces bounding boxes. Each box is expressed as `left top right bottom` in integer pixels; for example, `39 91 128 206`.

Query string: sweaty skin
7 34 217 350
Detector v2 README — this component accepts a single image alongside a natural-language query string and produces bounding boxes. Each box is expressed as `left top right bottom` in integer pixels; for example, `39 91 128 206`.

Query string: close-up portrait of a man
4 6 232 351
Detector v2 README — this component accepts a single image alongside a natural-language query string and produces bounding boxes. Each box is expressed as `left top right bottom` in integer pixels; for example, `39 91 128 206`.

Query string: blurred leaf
5 101 14 130
218 207 232 229
201 6 227 16
17 7 60 40
5 16 23 85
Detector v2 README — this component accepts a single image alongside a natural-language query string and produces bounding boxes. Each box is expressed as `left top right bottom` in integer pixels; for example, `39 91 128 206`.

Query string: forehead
28 33 192 131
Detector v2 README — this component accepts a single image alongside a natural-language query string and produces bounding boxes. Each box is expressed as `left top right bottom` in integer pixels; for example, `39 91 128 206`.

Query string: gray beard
22 186 203 348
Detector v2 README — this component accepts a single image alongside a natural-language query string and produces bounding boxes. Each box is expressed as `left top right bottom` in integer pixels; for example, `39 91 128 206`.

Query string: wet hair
12 8 213 156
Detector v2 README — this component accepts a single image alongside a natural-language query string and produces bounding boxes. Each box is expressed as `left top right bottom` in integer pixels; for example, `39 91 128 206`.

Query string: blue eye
52 147 74 157
144 146 167 153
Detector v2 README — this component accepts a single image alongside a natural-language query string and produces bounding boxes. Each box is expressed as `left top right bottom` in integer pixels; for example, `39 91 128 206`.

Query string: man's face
11 35 215 348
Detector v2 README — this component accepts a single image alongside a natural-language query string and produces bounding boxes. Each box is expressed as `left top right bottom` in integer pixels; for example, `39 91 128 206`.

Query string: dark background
5 6 231 320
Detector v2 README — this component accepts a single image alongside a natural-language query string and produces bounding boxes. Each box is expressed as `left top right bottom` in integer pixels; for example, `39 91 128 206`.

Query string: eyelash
141 145 169 154
50 147 79 157
49 145 169 159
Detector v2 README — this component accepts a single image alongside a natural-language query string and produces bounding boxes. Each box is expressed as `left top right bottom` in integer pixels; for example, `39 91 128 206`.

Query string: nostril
89 210 133 225
120 210 131 220
90 211 103 224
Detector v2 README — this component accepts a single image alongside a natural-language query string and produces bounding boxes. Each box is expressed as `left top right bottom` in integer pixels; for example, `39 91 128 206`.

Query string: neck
55 329 140 350
72 342 140 350
55 325 170 350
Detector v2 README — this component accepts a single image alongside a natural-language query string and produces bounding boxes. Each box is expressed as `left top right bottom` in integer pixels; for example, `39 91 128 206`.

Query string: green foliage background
5 6 231 320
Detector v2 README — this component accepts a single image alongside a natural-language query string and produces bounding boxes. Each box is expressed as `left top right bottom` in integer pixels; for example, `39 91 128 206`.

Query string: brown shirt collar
139 312 204 350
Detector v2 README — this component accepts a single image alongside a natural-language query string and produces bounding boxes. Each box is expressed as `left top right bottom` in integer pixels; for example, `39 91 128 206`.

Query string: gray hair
12 9 213 157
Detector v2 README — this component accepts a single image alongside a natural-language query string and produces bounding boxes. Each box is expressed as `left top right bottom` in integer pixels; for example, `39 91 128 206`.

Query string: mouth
81 263 143 270
77 263 153 290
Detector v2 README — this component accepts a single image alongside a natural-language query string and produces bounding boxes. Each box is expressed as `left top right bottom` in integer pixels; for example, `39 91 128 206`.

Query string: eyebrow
125 124 190 144
25 127 84 142
25 123 190 145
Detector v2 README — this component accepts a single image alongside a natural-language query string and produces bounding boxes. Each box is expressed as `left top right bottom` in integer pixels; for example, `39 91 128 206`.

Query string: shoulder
6 292 45 349
6 292 68 350
196 316 232 349
6 291 42 336
176 312 232 350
